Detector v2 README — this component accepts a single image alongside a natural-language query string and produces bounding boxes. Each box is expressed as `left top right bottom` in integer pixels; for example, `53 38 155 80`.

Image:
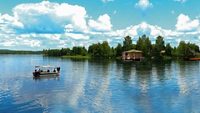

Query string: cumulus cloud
176 14 199 31
108 22 179 38
135 0 153 10
106 21 200 46
0 14 24 34
1 1 200 50
88 14 112 32
13 1 88 34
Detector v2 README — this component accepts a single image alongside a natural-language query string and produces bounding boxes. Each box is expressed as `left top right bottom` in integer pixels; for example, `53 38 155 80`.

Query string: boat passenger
53 69 56 72
47 69 50 72
57 67 60 72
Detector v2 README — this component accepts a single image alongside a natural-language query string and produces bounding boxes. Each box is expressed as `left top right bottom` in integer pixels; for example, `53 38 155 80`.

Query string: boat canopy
35 65 59 68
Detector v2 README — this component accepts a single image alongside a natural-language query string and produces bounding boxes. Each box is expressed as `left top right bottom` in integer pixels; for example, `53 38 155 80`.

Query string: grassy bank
61 55 91 59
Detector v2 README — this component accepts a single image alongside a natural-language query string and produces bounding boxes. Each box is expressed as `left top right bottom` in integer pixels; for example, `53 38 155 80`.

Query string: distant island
0 49 42 54
43 35 200 61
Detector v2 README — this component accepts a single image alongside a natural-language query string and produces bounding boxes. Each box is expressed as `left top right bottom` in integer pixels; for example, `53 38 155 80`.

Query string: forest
43 35 200 60
0 49 42 54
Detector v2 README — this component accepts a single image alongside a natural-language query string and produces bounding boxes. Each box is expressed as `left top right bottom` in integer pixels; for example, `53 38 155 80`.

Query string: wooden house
122 49 143 61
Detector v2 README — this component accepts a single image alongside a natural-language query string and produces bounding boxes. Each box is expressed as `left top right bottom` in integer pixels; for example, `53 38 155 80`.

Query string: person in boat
47 69 50 72
53 69 56 72
57 67 60 72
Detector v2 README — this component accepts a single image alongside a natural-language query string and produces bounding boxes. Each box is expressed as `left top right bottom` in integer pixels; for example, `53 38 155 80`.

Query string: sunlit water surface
0 55 200 113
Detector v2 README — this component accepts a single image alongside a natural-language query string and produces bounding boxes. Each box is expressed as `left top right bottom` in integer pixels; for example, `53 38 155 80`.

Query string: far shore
61 55 91 59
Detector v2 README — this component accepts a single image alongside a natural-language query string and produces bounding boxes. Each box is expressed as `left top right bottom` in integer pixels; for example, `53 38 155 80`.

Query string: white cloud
108 22 179 38
88 14 112 32
135 0 153 10
13 1 88 33
176 14 199 31
0 1 114 49
0 34 41 49
106 21 200 46
0 14 24 34
64 33 90 40
1 1 200 50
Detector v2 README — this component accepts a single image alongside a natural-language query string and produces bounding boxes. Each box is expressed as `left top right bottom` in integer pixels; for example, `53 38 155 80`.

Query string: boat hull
33 72 59 77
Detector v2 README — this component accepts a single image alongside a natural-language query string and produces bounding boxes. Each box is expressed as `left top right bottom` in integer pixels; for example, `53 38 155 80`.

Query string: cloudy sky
0 0 200 50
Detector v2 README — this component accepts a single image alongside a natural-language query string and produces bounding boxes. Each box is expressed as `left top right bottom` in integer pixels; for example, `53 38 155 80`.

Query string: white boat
33 65 60 77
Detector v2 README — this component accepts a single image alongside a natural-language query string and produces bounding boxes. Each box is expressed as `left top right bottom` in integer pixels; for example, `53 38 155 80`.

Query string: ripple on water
0 55 200 113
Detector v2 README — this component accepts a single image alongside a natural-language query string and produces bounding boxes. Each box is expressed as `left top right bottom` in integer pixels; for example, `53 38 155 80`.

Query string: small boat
33 65 60 77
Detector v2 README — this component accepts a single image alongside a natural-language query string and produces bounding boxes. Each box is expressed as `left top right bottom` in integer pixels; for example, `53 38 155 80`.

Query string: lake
0 55 200 113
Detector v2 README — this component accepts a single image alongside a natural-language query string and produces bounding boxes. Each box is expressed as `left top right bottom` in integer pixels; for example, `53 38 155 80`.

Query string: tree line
43 35 200 59
0 49 42 54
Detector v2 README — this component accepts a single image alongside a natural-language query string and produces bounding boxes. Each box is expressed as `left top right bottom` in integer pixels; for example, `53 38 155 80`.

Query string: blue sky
0 0 200 50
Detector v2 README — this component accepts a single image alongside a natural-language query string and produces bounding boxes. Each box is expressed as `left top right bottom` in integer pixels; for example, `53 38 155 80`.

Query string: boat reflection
33 75 60 81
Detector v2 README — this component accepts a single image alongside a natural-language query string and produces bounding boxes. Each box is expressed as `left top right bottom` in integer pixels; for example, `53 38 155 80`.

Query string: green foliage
165 43 172 56
176 41 198 58
88 41 113 58
136 35 152 57
122 36 133 51
188 43 199 53
71 46 87 56
152 36 165 58
43 49 62 56
60 48 71 56
42 35 200 60
0 49 42 54
115 43 123 57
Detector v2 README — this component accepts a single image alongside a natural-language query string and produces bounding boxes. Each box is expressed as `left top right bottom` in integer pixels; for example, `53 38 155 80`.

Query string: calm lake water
0 55 200 113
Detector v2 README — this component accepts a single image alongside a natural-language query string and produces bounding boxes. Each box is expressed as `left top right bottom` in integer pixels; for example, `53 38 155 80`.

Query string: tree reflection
154 61 168 82
121 62 133 81
88 59 112 76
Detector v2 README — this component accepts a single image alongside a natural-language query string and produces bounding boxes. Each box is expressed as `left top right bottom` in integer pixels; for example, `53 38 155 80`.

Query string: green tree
122 36 133 51
136 35 152 57
88 41 112 58
71 46 87 56
165 43 172 56
101 41 112 57
188 43 199 53
60 48 71 56
152 36 165 58
177 41 195 58
115 43 123 57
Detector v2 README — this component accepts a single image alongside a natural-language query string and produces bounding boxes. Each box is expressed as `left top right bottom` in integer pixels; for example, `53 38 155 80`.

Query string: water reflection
87 59 113 113
121 63 133 81
1 55 200 113
33 75 60 81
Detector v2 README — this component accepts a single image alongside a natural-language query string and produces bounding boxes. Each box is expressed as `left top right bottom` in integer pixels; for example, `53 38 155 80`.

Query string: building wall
122 52 142 60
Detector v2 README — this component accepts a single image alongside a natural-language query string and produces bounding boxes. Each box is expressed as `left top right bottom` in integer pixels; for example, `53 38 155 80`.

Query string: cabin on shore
122 49 143 61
